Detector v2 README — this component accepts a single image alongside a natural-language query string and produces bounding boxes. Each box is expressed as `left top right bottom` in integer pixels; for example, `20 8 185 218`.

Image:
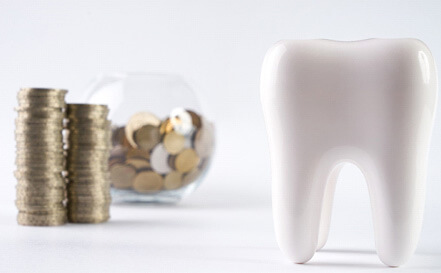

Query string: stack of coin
66 104 111 223
109 108 215 193
14 88 68 226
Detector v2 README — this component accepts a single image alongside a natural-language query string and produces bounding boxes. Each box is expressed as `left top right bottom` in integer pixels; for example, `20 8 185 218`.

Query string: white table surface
1 175 440 273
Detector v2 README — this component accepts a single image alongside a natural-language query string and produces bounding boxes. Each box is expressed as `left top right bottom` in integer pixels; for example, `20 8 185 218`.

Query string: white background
1 0 441 272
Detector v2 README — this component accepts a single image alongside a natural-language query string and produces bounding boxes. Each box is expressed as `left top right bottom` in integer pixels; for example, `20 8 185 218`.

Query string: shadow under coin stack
14 88 68 226
66 104 111 223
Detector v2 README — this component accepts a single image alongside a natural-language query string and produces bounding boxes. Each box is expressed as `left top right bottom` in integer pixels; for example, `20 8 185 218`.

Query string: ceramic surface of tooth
260 39 437 267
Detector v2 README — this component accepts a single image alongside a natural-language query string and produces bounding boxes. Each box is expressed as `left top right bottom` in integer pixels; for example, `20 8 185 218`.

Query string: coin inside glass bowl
107 108 214 203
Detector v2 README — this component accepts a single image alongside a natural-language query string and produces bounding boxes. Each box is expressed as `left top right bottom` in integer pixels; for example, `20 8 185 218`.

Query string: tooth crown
260 39 437 267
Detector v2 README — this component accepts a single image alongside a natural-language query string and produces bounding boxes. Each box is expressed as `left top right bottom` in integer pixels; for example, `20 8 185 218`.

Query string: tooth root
273 153 326 263
368 158 426 267
317 165 341 251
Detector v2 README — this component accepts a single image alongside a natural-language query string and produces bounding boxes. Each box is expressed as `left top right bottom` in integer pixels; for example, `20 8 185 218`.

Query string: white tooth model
260 39 438 267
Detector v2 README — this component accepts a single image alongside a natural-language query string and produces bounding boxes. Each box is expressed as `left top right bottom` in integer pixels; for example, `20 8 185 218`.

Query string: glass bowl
83 73 215 203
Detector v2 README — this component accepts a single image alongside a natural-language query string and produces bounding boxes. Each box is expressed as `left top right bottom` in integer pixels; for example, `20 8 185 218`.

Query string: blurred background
0 0 440 272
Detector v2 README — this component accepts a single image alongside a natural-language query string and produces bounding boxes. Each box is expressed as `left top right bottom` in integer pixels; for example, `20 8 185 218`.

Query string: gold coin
15 118 64 127
67 127 111 134
17 98 65 105
17 212 67 226
66 104 109 117
66 140 110 147
17 177 66 188
182 168 202 186
66 164 109 171
163 131 186 155
68 180 108 188
16 150 65 160
18 87 67 97
67 111 109 119
67 128 111 135
126 148 150 159
67 189 110 198
17 96 65 104
66 162 108 170
67 103 108 110
16 111 65 120
187 110 202 128
15 150 64 158
67 205 110 214
16 194 66 204
65 144 110 151
15 200 66 210
16 181 66 190
67 191 110 199
15 126 64 133
18 98 66 108
126 158 151 170
110 145 128 157
132 171 164 193
67 175 110 183
17 208 67 216
15 105 64 112
14 170 65 180
67 185 109 194
164 171 183 190
66 111 108 119
68 176 110 184
17 164 66 172
68 157 110 164
16 113 64 121
112 126 130 147
15 126 64 135
67 151 109 159
15 139 64 147
159 118 174 135
67 118 111 128
67 196 111 204
68 184 110 191
17 90 66 101
109 163 136 189
16 183 65 191
67 212 109 224
109 156 125 167
66 167 109 175
16 187 65 198
67 208 110 216
67 137 111 146
15 133 63 141
67 169 110 177
15 105 64 111
15 157 65 166
67 213 110 224
174 149 200 173
133 125 161 151
125 112 161 148
15 126 64 134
